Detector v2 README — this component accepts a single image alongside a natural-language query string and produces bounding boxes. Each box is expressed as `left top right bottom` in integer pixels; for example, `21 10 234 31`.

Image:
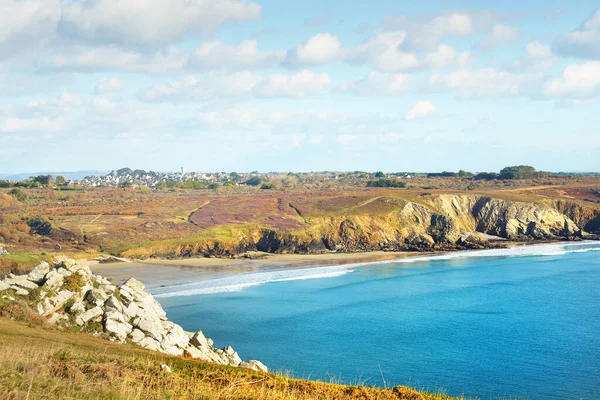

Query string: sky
0 0 599 174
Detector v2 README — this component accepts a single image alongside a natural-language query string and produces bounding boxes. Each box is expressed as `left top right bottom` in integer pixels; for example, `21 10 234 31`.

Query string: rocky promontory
0 259 267 373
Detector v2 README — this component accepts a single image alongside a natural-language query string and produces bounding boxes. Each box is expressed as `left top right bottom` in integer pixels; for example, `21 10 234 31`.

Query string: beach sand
91 251 425 288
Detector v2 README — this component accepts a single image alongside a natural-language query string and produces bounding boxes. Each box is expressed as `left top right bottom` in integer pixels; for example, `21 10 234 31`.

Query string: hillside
1 177 600 272
0 309 458 400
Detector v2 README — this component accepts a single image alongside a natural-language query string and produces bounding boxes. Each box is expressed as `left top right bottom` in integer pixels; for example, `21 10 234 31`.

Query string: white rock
13 279 39 291
104 317 132 342
75 306 103 326
190 331 208 347
129 328 146 343
240 360 268 372
122 301 139 319
27 262 50 284
160 364 171 373
42 270 64 290
135 317 166 342
85 289 108 307
161 345 184 356
184 345 210 361
0 281 10 291
48 313 67 325
161 324 189 349
103 296 123 313
122 277 146 293
138 337 161 351
69 301 86 315
41 291 74 316
15 288 29 296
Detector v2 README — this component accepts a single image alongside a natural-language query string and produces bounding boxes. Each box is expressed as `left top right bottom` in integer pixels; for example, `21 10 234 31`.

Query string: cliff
0 259 267 373
121 194 598 258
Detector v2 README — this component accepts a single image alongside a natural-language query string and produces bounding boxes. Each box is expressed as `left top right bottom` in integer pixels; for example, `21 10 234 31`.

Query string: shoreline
91 250 427 288
90 239 599 291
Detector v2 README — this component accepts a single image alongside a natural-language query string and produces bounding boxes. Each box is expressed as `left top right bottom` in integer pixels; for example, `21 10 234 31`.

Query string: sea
153 242 600 399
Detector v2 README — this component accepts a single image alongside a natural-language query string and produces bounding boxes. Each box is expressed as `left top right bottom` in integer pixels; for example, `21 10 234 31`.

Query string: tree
499 165 539 180
245 177 263 186
374 171 385 178
0 180 10 188
229 172 241 182
31 175 53 186
366 179 406 188
55 176 67 186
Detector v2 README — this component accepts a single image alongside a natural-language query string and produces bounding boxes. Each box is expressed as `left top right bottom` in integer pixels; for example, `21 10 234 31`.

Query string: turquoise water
156 243 600 399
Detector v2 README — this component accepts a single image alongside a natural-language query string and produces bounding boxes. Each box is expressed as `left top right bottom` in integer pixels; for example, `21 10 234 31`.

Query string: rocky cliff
120 194 599 259
0 259 267 373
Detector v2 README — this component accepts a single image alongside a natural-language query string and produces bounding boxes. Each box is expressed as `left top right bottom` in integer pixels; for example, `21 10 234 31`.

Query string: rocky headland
120 194 600 259
0 259 267 373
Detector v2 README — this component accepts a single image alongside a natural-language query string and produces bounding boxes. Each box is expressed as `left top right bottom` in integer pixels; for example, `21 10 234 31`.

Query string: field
1 174 600 274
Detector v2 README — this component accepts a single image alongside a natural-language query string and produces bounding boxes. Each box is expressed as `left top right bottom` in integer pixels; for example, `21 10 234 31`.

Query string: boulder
190 330 208 347
161 324 189 349
48 313 68 325
128 328 146 343
15 288 29 296
75 306 103 326
86 289 109 307
68 300 86 315
41 291 74 315
135 317 165 342
27 262 50 284
161 346 184 356
0 281 10 291
13 279 39 291
184 345 211 361
42 270 64 290
122 301 139 319
138 337 161 351
242 360 268 373
103 296 123 313
103 313 133 342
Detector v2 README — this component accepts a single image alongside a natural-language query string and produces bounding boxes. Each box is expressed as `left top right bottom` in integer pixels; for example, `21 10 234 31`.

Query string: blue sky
0 0 599 173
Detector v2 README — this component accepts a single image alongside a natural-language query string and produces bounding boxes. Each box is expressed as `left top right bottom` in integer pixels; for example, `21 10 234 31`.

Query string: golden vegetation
0 314 459 400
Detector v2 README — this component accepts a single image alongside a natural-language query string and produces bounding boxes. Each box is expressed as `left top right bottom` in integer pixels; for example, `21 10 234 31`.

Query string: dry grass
0 314 459 400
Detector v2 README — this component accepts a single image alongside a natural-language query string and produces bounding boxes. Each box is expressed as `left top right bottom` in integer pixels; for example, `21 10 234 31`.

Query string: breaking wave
152 241 600 298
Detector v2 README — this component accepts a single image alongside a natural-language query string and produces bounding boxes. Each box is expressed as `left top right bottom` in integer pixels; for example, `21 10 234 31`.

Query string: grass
0 315 461 400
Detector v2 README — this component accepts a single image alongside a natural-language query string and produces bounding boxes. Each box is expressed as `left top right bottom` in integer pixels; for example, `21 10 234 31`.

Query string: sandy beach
91 251 425 288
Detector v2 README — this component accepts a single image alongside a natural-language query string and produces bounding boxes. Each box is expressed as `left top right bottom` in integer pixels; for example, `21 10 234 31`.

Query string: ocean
154 242 600 399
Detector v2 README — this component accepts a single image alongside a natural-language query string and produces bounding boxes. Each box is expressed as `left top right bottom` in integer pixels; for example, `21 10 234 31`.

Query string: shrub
366 179 406 188
8 188 26 202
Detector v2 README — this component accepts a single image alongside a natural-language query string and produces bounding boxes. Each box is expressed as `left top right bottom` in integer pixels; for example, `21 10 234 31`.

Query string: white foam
152 241 600 298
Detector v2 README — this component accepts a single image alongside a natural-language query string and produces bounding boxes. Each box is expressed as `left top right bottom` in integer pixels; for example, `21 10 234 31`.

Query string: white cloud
92 97 118 114
405 101 436 121
58 0 261 48
139 70 331 102
350 31 419 71
542 61 600 97
424 44 471 68
385 12 474 49
0 0 60 58
254 70 331 98
0 116 65 133
187 40 284 70
95 77 124 94
45 45 187 73
476 24 519 50
26 92 83 113
338 72 409 96
284 33 342 66
527 41 552 59
429 68 529 97
553 9 600 59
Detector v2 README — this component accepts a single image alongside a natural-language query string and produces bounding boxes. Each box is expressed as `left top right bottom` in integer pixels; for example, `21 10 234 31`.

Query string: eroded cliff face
123 194 598 258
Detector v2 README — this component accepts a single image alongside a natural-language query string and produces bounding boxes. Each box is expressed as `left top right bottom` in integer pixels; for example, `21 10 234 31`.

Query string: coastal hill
1 170 599 272
0 258 459 400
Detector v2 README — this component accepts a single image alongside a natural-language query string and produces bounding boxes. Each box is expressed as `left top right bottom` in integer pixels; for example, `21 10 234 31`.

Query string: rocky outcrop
120 194 595 259
0 259 267 373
